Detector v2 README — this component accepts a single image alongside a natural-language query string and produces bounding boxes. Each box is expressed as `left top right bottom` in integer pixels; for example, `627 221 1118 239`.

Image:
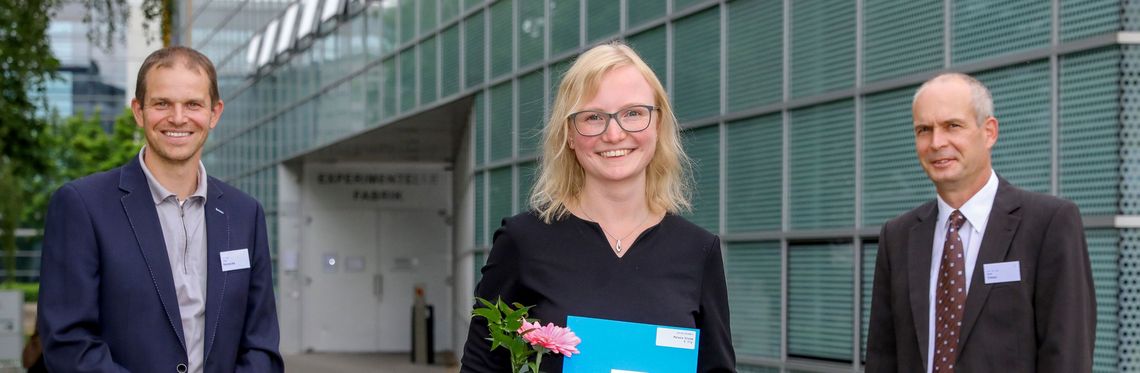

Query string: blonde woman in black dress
461 41 736 372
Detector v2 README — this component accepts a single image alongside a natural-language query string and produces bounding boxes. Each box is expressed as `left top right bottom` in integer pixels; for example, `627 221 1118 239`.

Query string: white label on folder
655 327 697 350
611 370 647 373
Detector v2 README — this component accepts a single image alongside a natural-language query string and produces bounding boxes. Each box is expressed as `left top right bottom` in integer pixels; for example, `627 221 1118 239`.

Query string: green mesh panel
674 0 704 12
383 58 397 119
1061 0 1120 42
550 0 580 56
862 86 934 227
366 65 381 125
861 241 877 362
400 49 416 112
490 166 515 226
587 0 619 42
737 365 780 373
626 26 668 88
790 100 855 229
517 161 537 213
517 71 545 157
727 241 781 359
673 8 721 122
550 58 573 106
465 0 481 11
977 61 1051 194
421 0 437 35
951 0 1049 64
726 114 782 233
382 3 399 55
441 0 460 22
441 25 461 97
791 0 856 98
727 0 782 111
475 92 486 165
518 0 545 68
465 11 485 88
1120 228 1140 370
490 82 514 161
1087 229 1120 373
475 172 486 245
473 251 486 285
400 0 416 44
420 36 438 105
863 0 941 83
1123 46 1140 215
1060 47 1121 215
627 0 665 29
789 242 854 362
491 0 513 78
683 125 721 232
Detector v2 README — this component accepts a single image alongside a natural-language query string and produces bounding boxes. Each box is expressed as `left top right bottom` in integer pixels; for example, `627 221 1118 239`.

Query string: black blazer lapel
907 202 938 367
957 179 1022 353
118 157 187 353
203 179 229 363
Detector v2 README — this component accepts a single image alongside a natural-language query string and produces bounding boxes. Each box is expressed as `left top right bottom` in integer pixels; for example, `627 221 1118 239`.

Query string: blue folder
563 315 699 373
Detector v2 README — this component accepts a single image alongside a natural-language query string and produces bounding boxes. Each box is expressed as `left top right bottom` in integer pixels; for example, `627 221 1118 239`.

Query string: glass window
862 87 932 226
683 125 720 232
517 0 545 68
727 241 781 359
790 100 855 229
516 71 545 157
490 0 513 78
549 0 579 57
788 242 854 362
490 82 514 161
726 114 782 233
464 11 486 88
978 61 1051 193
420 36 438 105
727 0 782 111
673 7 720 122
586 0 618 42
791 0 856 98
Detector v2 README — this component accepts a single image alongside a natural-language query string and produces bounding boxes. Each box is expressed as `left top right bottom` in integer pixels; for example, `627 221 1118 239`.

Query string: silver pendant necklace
581 208 651 255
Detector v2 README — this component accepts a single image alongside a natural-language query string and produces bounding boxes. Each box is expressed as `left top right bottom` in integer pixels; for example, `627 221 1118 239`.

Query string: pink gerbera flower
517 320 581 356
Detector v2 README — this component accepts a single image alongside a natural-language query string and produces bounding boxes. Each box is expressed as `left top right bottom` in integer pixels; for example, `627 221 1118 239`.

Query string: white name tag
655 327 697 350
220 249 251 272
983 261 1020 284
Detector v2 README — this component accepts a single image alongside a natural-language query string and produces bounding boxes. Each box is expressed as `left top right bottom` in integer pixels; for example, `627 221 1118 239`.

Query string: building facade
183 0 1138 371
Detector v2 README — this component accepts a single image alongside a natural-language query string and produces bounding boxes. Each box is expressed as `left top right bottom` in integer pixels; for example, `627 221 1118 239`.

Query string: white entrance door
376 209 452 352
301 208 382 352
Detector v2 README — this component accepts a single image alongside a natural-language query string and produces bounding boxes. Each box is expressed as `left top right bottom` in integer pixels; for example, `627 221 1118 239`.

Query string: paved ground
284 352 459 373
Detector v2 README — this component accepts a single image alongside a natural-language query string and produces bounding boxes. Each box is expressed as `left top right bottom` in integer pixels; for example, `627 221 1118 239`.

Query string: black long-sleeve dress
460 211 736 372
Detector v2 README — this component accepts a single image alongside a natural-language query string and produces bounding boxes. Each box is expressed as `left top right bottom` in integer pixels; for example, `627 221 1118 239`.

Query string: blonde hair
529 41 691 223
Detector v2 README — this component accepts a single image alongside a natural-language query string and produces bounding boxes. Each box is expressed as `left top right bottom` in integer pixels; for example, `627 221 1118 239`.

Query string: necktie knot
949 210 966 231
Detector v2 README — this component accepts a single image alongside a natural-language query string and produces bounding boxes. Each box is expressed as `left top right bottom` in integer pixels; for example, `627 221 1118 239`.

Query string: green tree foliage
0 0 161 282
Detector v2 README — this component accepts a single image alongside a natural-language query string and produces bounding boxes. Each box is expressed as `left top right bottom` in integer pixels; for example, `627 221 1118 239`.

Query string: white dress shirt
926 169 998 373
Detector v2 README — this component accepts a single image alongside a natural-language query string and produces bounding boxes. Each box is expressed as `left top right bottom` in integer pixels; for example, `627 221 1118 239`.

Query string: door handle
374 274 383 300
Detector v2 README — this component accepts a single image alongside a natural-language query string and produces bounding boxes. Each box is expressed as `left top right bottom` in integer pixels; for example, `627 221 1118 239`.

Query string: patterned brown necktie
933 210 967 372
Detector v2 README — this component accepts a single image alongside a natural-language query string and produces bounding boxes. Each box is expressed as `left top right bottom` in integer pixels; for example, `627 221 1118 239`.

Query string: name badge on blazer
983 261 1020 284
220 249 251 272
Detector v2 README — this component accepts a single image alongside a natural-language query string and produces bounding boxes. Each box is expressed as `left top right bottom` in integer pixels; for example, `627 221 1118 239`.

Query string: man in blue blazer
38 46 283 372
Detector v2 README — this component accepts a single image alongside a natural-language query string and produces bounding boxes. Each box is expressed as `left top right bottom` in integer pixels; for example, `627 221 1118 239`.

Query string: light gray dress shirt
139 148 208 373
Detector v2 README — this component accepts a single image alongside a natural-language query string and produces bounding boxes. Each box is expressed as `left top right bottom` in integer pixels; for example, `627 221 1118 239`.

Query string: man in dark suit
38 46 283 372
865 73 1096 373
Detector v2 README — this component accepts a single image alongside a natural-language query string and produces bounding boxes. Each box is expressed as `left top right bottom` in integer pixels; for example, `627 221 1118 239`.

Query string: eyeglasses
567 105 658 137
